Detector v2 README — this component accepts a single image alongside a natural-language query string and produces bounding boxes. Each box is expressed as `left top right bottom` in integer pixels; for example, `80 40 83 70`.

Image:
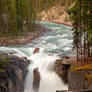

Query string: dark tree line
0 0 74 37
67 0 92 62
0 0 37 37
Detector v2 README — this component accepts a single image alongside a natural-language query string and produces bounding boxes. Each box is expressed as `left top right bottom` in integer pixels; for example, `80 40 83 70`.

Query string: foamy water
0 21 74 92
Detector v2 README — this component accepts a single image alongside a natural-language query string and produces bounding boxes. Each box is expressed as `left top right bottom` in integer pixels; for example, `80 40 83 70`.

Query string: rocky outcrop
0 53 30 92
56 90 92 92
54 59 71 84
33 68 40 90
54 59 63 77
33 48 40 54
68 64 92 90
59 55 76 63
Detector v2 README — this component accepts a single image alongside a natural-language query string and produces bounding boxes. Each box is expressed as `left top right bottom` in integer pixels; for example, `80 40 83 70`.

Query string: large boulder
56 90 92 92
0 53 30 92
33 48 40 54
54 59 71 84
68 71 87 90
68 64 92 90
33 68 40 90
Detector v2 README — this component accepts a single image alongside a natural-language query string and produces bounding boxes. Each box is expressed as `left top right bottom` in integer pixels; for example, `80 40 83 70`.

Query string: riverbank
0 26 50 46
0 21 72 47
48 20 72 27
43 20 72 27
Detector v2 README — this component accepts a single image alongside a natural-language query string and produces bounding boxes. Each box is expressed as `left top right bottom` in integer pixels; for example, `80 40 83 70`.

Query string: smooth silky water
0 21 74 92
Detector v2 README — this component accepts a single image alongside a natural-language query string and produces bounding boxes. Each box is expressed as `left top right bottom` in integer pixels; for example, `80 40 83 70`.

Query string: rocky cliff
68 64 92 90
0 53 30 92
56 90 92 92
37 3 72 26
54 58 71 84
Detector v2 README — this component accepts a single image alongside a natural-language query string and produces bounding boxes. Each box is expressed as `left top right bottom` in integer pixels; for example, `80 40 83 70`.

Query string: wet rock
33 48 40 54
0 41 8 46
54 59 71 84
62 56 70 59
56 90 92 92
54 59 63 77
56 91 72 92
33 68 40 90
59 55 76 63
0 54 30 92
68 65 92 90
0 71 9 92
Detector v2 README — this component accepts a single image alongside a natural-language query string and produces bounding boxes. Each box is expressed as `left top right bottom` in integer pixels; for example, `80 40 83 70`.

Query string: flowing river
0 21 74 92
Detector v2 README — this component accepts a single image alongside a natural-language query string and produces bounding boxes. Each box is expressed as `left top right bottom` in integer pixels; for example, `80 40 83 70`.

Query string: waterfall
0 21 74 92
24 50 68 92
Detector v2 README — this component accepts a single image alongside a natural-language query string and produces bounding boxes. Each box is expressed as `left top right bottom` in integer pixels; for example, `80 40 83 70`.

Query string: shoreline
0 21 72 46
0 27 50 47
44 20 72 27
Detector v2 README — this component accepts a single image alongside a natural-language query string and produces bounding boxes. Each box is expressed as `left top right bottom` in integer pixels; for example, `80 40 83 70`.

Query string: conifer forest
0 0 92 92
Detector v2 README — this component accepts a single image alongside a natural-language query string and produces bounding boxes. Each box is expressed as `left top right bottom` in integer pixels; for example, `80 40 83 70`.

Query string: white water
24 52 68 92
0 21 74 92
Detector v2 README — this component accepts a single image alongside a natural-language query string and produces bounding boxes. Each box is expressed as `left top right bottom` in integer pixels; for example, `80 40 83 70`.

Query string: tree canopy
0 0 73 37
67 0 92 61
0 0 37 37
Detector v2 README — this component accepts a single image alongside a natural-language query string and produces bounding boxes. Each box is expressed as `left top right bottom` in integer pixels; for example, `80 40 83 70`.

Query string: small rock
33 48 40 54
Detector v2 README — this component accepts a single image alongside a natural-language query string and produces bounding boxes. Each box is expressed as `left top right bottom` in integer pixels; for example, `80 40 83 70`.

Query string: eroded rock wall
0 53 30 92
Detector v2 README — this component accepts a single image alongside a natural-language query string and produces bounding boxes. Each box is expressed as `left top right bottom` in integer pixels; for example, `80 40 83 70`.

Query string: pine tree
68 0 92 61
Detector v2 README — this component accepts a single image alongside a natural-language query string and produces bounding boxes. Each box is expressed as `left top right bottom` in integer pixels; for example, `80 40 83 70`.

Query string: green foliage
0 55 10 68
0 0 74 37
0 0 37 37
67 0 92 60
38 0 73 12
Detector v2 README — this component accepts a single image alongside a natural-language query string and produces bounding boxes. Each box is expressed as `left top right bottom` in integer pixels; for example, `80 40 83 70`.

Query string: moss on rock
70 63 92 72
0 69 6 73
68 63 92 90
85 74 92 86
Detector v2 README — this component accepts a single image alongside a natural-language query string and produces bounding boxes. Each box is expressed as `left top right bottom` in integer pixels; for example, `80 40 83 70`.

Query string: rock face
54 59 63 77
68 71 87 90
33 48 40 54
56 90 92 92
68 64 92 90
54 59 71 84
0 53 30 92
33 68 40 90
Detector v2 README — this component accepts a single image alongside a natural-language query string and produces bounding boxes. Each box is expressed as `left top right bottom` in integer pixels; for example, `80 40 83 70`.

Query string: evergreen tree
67 0 92 61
